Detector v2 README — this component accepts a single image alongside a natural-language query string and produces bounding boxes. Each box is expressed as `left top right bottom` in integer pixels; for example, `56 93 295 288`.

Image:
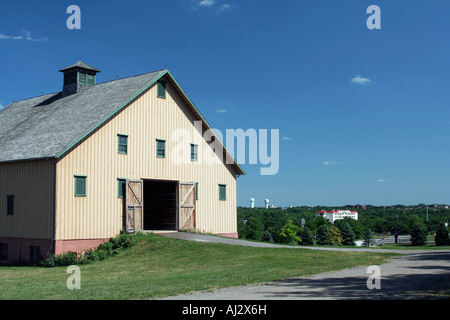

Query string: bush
340 223 356 246
435 224 450 246
363 229 374 247
279 220 301 244
40 231 143 267
410 224 427 246
329 225 343 246
300 227 315 245
316 225 331 245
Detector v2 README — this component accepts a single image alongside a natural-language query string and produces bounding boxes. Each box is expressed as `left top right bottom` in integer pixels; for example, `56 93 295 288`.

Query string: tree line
237 206 450 246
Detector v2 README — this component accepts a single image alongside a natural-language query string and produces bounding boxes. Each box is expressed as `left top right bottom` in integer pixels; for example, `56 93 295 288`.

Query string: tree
340 223 356 246
279 220 301 244
410 224 427 246
435 224 450 246
316 225 331 245
363 229 374 247
245 215 264 241
301 227 315 245
329 225 343 246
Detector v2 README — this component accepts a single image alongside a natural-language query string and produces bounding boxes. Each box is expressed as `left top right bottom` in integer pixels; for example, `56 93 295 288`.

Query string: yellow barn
0 61 245 265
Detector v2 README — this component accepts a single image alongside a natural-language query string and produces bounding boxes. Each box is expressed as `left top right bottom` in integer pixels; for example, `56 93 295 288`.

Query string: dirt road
158 232 450 300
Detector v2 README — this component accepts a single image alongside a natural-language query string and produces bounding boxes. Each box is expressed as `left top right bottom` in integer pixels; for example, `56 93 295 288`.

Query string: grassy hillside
0 233 397 300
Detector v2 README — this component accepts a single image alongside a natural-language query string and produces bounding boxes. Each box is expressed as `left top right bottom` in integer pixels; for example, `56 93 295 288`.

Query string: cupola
59 61 100 96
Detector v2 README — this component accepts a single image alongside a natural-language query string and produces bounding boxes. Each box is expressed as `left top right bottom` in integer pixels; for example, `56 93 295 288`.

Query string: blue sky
1 1 449 207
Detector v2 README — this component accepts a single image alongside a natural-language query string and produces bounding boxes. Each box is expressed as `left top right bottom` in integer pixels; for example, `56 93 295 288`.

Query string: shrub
410 224 427 246
435 224 450 246
300 227 315 245
40 231 143 267
363 229 374 247
262 230 274 243
340 223 356 246
279 220 301 244
316 225 331 245
329 225 343 246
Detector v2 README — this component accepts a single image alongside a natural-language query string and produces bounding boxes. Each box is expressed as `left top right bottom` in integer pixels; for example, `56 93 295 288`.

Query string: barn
0 61 245 265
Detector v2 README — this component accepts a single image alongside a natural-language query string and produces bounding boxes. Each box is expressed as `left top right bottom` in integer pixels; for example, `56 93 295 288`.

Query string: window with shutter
190 144 198 161
117 178 126 198
118 134 128 154
6 195 14 215
156 139 166 158
75 176 87 197
157 80 166 99
0 243 8 262
219 184 226 201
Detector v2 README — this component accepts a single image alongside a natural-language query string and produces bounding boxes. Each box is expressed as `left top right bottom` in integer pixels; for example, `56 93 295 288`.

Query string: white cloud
351 75 371 85
194 0 231 11
282 137 292 141
215 109 227 113
0 29 48 42
322 160 342 166
199 0 215 6
377 179 389 183
219 4 231 10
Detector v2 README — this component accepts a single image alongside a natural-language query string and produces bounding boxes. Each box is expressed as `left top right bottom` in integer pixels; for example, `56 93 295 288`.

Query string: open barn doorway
143 180 178 231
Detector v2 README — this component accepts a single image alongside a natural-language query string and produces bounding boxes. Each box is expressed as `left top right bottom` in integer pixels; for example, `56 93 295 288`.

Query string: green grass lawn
0 233 398 300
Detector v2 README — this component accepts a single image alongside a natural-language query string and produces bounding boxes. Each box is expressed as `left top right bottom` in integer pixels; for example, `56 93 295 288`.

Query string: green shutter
75 176 87 197
195 182 199 200
157 80 166 99
78 72 87 84
219 184 226 201
87 74 95 85
6 195 14 215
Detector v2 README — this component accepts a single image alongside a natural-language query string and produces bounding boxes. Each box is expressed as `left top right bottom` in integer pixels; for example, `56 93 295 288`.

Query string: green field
0 233 398 300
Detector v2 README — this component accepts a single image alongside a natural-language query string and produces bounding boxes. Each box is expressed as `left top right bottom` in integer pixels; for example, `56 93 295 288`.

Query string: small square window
219 184 227 201
118 134 128 154
157 80 166 99
191 144 198 162
0 243 8 262
30 246 40 265
75 176 87 197
156 139 166 158
6 195 14 215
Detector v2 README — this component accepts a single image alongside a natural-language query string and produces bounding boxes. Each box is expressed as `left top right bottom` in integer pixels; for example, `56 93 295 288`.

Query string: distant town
245 198 449 211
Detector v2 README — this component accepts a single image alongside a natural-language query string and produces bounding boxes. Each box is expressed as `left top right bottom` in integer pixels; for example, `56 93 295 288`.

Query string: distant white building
315 210 358 223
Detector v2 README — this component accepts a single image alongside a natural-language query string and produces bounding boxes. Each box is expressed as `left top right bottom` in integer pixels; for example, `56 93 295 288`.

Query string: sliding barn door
125 179 144 233
178 183 196 230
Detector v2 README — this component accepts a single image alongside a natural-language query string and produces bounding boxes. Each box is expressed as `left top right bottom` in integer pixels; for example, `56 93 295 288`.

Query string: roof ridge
95 69 168 86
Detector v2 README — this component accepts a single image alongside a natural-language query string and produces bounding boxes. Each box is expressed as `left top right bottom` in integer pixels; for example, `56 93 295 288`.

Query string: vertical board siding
56 80 237 240
0 160 54 239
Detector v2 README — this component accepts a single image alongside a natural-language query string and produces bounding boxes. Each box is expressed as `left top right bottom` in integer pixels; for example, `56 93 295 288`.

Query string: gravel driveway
158 232 450 300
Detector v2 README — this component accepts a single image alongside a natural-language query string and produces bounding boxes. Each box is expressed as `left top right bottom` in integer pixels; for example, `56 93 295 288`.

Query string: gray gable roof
0 70 165 163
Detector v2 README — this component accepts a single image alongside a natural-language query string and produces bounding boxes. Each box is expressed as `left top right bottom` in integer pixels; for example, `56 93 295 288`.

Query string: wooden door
178 183 196 230
125 179 144 233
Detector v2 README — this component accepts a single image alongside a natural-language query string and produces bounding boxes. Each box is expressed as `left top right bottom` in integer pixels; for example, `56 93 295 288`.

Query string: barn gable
0 62 244 176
